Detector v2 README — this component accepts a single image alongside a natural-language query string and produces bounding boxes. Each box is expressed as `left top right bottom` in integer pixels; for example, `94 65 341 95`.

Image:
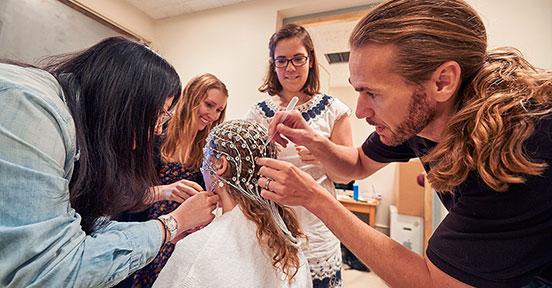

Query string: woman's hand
295 145 320 164
256 157 326 208
145 179 203 204
267 110 318 148
170 191 219 234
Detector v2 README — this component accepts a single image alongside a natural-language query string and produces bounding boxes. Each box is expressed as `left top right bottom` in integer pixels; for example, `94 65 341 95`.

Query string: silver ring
264 178 272 190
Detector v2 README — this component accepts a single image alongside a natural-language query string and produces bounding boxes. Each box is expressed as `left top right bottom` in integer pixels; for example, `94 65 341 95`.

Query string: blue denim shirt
0 63 163 287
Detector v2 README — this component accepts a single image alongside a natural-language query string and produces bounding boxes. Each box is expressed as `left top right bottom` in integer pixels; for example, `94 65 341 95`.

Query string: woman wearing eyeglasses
0 37 220 287
116 73 229 288
246 24 353 288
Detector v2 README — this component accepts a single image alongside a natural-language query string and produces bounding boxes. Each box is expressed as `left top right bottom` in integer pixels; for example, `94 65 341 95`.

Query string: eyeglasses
273 55 309 68
156 108 175 130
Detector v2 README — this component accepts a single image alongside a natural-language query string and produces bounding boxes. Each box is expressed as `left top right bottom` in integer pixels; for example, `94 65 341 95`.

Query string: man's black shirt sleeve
361 132 417 163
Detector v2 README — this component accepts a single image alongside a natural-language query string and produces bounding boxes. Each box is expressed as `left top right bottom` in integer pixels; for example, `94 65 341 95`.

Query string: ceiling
125 0 371 88
126 0 256 19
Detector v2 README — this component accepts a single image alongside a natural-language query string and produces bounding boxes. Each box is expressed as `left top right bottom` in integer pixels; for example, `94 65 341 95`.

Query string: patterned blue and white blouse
246 93 351 286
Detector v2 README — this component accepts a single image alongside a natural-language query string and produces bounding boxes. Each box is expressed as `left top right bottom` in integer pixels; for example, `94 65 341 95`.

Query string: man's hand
256 157 326 208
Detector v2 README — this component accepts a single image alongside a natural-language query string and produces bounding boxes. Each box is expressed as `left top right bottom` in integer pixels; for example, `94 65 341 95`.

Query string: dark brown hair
43 37 182 232
259 24 320 96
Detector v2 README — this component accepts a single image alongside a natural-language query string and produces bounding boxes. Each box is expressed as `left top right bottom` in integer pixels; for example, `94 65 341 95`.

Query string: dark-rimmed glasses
273 55 309 68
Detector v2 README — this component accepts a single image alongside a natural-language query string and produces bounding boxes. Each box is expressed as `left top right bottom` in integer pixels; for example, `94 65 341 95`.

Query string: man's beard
385 89 436 146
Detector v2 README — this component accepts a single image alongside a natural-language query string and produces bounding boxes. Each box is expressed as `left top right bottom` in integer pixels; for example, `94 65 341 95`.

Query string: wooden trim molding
292 10 369 27
58 0 149 45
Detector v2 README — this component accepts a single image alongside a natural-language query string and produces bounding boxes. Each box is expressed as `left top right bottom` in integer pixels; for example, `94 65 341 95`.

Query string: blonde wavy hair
233 196 304 280
161 73 227 169
351 0 552 192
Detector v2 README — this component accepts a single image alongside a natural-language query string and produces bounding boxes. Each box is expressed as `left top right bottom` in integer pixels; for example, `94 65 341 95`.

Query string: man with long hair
256 0 552 287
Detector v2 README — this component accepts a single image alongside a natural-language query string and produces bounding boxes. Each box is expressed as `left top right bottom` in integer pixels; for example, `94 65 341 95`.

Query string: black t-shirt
362 117 552 288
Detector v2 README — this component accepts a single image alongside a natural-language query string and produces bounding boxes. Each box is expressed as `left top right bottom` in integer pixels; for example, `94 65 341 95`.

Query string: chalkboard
0 0 130 64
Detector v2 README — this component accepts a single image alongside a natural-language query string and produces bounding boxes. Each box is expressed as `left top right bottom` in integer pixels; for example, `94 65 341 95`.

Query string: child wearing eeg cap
154 120 312 288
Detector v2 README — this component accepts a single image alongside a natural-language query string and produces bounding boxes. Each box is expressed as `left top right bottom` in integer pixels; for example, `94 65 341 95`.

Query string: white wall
153 0 277 120
467 0 552 70
153 0 377 120
72 0 156 42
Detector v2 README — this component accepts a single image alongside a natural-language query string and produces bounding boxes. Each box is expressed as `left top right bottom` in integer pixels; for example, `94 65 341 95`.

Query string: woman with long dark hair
0 37 219 287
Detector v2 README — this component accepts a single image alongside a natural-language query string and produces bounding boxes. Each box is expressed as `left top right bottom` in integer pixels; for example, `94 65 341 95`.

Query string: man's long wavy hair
205 121 304 281
350 0 552 192
161 73 227 170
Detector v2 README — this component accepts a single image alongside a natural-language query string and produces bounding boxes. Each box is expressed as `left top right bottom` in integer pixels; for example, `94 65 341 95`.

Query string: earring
218 181 224 188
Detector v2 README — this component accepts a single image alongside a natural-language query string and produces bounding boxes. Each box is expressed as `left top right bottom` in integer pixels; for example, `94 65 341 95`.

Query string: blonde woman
154 120 312 288
129 73 228 287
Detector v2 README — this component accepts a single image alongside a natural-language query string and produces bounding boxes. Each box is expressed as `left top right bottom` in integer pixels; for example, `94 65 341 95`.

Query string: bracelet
158 214 178 242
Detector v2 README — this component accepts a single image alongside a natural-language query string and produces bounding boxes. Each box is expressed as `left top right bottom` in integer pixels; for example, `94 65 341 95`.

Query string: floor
342 264 389 288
